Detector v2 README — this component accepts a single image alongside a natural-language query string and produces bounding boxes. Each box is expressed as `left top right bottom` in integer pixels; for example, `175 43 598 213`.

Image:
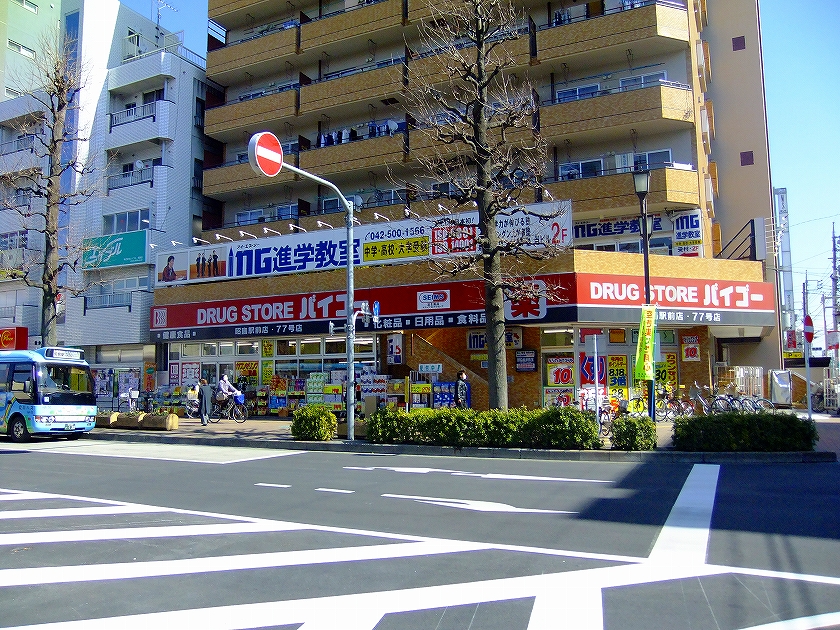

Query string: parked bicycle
690 382 731 414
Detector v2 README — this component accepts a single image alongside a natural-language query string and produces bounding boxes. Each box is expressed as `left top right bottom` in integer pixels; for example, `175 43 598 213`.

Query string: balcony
207 25 298 84
299 0 403 52
539 82 694 143
203 152 299 199
299 61 404 115
209 0 279 28
535 1 689 66
542 166 700 215
106 166 155 192
204 87 298 141
105 101 175 150
407 35 530 86
0 134 44 174
298 132 405 176
84 292 134 312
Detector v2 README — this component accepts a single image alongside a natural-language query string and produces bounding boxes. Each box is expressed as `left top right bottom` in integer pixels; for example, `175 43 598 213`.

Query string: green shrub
417 407 484 447
610 415 657 451
517 406 600 450
366 406 418 443
290 404 337 441
673 411 818 452
480 407 527 447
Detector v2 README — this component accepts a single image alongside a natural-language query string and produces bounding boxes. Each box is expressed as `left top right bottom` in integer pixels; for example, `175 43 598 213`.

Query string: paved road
0 440 838 628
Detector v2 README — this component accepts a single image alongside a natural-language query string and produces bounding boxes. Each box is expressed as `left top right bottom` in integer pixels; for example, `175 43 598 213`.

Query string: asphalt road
0 439 838 629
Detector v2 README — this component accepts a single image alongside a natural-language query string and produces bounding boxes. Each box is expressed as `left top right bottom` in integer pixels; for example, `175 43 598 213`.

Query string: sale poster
544 387 575 407
545 355 574 387
681 334 701 362
180 362 200 387
168 362 179 386
261 360 274 385
607 355 628 401
579 352 606 387
655 352 678 391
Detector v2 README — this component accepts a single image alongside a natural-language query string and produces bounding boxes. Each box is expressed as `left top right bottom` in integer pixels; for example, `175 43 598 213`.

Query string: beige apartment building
150 0 780 411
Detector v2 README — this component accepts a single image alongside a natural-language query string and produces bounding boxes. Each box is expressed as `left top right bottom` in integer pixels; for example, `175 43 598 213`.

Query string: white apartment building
0 0 210 401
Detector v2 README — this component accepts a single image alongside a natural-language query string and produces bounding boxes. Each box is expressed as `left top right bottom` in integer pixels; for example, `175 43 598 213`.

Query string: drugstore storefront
150 265 777 412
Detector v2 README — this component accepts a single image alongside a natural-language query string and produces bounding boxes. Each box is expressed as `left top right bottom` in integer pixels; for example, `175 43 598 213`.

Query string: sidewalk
83 413 840 463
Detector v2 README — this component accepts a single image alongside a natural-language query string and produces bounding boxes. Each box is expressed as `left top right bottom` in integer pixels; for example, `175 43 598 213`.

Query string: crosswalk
1 465 839 629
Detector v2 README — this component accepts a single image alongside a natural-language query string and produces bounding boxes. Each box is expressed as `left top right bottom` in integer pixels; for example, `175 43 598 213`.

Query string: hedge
610 415 657 451
291 404 338 441
673 411 818 452
367 405 601 450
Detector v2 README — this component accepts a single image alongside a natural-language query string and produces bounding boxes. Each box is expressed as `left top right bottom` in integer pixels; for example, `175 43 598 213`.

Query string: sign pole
804 274 813 420
249 133 358 439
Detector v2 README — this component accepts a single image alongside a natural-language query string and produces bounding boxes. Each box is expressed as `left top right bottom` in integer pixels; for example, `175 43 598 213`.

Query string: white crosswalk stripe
0 466 837 629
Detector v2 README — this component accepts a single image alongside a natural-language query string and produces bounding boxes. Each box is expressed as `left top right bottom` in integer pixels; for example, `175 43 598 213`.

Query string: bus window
11 364 33 403
0 363 9 392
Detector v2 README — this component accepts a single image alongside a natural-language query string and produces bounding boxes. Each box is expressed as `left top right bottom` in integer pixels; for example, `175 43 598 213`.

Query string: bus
0 347 97 442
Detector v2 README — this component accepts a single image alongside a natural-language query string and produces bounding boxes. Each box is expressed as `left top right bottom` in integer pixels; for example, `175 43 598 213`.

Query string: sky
120 0 840 335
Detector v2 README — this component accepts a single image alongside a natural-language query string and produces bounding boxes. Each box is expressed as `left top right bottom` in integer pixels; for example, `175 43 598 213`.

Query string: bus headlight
35 415 56 425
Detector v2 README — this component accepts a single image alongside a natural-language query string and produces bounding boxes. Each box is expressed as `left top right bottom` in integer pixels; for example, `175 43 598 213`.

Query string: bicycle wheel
752 398 775 412
184 400 199 418
679 400 696 416
626 397 647 417
208 402 221 423
711 396 731 413
654 398 671 422
232 403 247 423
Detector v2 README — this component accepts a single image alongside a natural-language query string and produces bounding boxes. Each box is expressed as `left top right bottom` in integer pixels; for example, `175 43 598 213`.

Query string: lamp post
633 169 655 422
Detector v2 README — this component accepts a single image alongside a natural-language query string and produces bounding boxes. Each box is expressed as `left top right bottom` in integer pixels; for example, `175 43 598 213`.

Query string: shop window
324 338 346 355
618 242 641 253
219 342 234 356
219 363 234 380
275 360 298 374
202 343 217 356
201 364 218 383
299 360 322 375
354 337 373 354
299 339 321 355
541 327 573 347
168 344 181 361
182 343 201 357
236 341 259 355
275 340 297 356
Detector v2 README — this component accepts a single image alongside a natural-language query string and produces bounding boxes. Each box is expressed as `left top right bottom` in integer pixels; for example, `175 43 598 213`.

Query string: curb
82 430 838 464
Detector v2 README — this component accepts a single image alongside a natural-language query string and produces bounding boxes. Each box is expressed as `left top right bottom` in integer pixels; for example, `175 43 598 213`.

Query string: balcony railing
84 292 133 312
319 56 405 83
541 161 694 183
109 101 159 130
0 134 35 155
106 166 154 191
541 78 690 106
228 18 299 46
0 306 15 319
305 0 388 22
541 0 686 29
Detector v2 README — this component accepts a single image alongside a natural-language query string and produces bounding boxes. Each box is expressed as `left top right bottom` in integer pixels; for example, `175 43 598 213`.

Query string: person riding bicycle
216 374 240 415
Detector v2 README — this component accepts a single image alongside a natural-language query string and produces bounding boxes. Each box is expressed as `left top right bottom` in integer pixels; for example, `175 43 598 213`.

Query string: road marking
0 522 307 547
0 539 491 587
315 488 355 494
254 482 291 488
647 463 720 565
0 504 169 520
346 465 611 484
0 491 56 502
739 612 840 630
0 441 305 464
382 494 575 514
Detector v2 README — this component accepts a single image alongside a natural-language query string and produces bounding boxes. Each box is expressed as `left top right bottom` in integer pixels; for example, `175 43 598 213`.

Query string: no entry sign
248 132 284 177
803 314 814 344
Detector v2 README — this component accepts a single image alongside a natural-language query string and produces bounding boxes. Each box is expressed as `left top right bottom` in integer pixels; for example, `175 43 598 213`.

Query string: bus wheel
8 416 30 443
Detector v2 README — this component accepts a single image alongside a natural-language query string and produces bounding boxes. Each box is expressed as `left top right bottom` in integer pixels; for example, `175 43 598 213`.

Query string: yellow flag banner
634 305 657 381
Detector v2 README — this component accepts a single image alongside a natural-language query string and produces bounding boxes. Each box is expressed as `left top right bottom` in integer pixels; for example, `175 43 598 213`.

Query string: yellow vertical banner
655 352 678 391
634 305 657 381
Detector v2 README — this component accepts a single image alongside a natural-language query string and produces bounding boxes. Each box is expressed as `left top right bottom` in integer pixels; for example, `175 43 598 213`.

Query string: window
236 341 259 355
182 343 201 357
97 276 148 296
732 36 746 52
322 197 340 213
103 208 150 235
633 149 672 171
5 88 22 99
202 343 217 356
236 209 266 226
619 72 666 90
740 151 754 167
8 40 36 59
556 84 599 103
0 231 27 250
12 0 39 13
219 342 235 356
559 158 602 180
143 89 164 104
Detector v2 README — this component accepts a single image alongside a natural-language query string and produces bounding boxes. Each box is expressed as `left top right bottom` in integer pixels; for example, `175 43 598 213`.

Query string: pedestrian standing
198 378 214 426
455 370 469 409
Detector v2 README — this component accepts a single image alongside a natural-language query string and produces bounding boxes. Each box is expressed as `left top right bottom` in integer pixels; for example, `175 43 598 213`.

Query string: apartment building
0 0 211 402
150 0 780 410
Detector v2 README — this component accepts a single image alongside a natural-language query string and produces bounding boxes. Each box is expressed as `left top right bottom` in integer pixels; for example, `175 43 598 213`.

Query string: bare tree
403 0 565 409
0 29 96 347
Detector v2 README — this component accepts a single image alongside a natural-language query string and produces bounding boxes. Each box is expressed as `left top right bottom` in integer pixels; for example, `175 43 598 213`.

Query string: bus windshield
36 363 95 401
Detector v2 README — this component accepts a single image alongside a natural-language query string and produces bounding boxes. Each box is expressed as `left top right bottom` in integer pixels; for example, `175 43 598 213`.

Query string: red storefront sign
0 327 29 350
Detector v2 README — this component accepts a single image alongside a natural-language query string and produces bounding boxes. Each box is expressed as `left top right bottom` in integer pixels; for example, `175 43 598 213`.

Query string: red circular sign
804 315 814 343
248 132 284 177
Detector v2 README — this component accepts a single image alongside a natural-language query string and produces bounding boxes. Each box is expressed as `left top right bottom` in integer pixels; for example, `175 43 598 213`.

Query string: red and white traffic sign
803 314 814 344
248 131 283 177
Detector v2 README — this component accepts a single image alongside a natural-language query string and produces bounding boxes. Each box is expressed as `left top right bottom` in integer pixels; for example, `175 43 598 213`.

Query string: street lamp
633 169 655 422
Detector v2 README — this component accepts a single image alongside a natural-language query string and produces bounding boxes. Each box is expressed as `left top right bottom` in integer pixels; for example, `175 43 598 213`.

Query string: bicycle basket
234 393 245 405
215 391 227 402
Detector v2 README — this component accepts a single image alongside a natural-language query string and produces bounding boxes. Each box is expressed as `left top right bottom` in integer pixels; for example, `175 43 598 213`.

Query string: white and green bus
0 347 97 442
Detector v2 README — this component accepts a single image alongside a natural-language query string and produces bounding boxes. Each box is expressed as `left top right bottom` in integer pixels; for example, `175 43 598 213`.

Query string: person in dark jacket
198 378 214 426
455 370 469 409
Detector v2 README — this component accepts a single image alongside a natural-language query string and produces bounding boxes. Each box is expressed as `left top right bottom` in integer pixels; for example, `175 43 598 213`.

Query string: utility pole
804 273 813 420
832 224 838 370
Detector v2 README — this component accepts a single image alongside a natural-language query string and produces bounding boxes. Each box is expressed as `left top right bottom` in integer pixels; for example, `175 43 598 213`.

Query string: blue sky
122 0 840 330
